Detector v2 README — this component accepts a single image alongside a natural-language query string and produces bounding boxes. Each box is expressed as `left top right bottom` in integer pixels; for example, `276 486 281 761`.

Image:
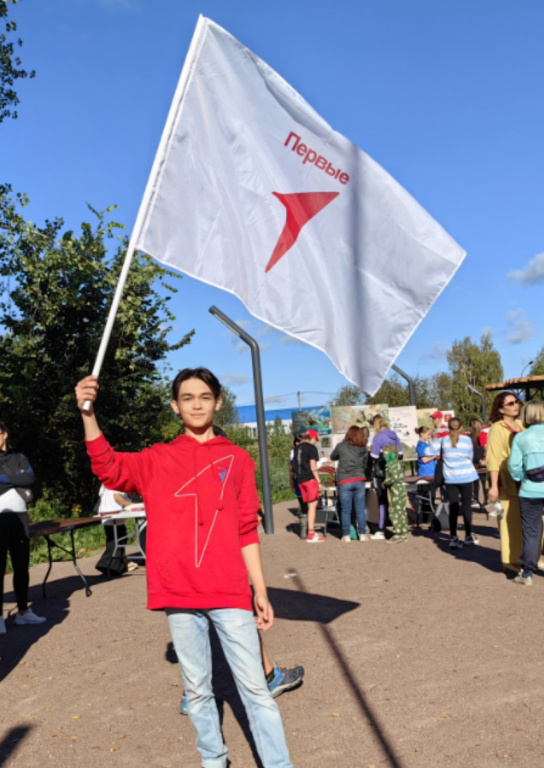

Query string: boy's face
171 377 222 430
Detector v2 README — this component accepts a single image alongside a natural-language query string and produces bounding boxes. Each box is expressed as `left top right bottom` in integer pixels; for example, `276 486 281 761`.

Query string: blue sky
4 0 544 409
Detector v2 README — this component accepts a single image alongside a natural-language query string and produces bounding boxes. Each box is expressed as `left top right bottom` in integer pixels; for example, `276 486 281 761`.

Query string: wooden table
29 517 103 598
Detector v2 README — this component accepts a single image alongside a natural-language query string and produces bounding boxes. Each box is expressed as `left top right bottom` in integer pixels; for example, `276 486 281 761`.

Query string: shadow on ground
0 725 33 765
1 570 115 682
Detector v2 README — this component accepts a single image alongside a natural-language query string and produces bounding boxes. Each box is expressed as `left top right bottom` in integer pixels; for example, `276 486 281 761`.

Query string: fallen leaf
330 712 339 717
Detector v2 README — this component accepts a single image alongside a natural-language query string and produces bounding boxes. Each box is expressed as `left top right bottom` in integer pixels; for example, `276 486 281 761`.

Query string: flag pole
83 16 208 410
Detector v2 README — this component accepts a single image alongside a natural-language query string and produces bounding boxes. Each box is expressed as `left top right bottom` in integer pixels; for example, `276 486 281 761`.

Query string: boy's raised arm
74 375 102 442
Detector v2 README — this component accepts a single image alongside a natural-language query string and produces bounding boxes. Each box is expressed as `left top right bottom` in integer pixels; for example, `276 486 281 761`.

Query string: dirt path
1 503 543 767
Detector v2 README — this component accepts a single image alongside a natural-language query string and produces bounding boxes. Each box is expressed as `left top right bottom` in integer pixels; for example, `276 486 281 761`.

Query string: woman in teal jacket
507 400 544 586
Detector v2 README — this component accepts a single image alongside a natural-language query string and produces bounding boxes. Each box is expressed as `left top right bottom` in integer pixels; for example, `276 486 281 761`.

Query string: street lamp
520 360 534 378
467 383 487 424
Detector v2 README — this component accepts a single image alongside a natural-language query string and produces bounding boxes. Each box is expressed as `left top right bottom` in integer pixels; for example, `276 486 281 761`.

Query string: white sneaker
0 617 6 635
371 531 385 540
340 535 351 542
15 608 46 626
359 533 371 541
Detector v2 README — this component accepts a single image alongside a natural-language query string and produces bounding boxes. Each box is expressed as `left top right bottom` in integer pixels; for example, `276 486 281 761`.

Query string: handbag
16 487 33 503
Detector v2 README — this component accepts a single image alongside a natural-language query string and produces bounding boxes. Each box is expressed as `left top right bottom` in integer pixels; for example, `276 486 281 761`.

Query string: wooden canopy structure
485 375 544 401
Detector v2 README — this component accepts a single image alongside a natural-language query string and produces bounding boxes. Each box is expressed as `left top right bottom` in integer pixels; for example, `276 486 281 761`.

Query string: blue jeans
166 608 293 768
519 497 544 577
338 481 367 536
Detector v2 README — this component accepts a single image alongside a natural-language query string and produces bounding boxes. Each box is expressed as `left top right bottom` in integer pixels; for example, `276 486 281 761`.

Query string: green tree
412 375 435 409
366 373 408 407
214 384 239 429
427 371 454 411
0 188 193 509
446 333 503 424
0 0 34 122
329 383 365 407
530 348 544 376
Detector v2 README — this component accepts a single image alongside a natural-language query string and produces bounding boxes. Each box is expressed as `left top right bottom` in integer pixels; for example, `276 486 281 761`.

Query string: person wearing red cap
293 429 324 543
431 411 449 441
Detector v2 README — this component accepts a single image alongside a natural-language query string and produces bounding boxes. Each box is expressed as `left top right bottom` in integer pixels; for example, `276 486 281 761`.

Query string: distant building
236 405 322 439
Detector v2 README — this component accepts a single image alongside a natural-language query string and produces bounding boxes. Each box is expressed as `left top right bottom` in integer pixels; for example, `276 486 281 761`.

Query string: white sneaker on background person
14 608 46 626
371 531 385 540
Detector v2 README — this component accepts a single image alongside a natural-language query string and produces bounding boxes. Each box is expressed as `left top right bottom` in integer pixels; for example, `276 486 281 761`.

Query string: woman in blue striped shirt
426 418 479 549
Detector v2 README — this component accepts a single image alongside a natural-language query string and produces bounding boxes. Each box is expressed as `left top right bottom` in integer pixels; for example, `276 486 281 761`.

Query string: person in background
95 485 139 576
415 426 438 524
293 429 324 543
0 421 45 634
486 391 524 574
426 417 479 549
507 401 544 587
382 444 409 542
316 451 332 469
330 426 370 542
431 411 449 440
469 418 487 507
370 415 403 540
289 435 308 538
415 426 437 478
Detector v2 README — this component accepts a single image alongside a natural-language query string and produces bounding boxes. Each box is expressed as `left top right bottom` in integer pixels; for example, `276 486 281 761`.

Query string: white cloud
508 253 544 286
419 341 450 361
234 341 248 354
223 373 251 386
264 395 286 404
504 309 535 344
231 339 271 354
256 324 280 339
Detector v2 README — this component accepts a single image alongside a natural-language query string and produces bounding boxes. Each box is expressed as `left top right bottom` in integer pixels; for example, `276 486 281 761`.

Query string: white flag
135 16 465 395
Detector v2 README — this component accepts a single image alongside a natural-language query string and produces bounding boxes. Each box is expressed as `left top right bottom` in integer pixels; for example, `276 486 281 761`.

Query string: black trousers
445 482 473 538
0 512 30 612
519 497 544 576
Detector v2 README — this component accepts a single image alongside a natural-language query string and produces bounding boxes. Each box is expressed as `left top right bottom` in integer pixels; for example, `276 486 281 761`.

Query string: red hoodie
86 433 260 611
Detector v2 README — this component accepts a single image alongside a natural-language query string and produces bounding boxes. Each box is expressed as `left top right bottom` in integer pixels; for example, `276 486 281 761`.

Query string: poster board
389 405 419 459
291 407 332 437
331 404 389 435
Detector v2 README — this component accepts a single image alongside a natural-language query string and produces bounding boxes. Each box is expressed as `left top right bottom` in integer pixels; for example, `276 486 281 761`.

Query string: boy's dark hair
171 368 222 400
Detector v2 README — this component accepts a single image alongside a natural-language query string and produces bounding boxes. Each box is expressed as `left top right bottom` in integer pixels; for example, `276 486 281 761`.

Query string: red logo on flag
265 191 340 273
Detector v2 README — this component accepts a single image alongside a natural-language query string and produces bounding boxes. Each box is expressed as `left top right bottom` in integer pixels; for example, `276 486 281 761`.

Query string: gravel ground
1 502 543 768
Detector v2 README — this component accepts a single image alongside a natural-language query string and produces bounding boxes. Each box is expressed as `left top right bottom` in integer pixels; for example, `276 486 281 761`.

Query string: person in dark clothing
330 426 370 542
0 422 45 634
293 429 324 543
469 418 487 506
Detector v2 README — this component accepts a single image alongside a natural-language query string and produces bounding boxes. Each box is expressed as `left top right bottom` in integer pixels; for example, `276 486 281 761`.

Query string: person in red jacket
75 368 293 768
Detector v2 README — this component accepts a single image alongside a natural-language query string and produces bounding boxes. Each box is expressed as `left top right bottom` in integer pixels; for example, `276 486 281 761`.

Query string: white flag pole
83 16 208 410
